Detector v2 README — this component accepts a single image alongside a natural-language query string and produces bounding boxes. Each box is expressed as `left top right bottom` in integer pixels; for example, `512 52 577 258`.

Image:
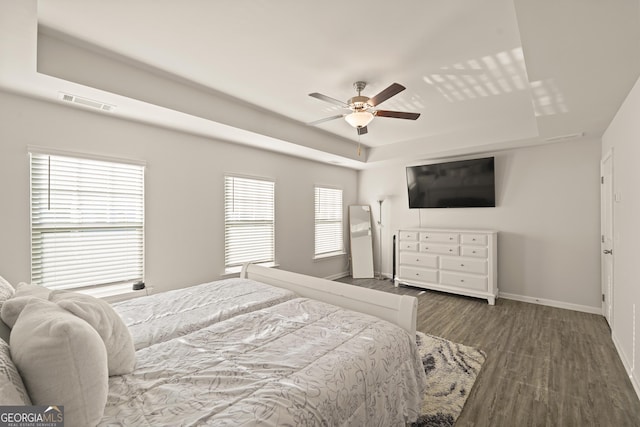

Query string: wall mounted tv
406 157 495 208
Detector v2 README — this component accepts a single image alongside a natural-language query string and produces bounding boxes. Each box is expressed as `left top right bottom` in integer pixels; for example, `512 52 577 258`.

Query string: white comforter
102 297 427 426
113 278 296 349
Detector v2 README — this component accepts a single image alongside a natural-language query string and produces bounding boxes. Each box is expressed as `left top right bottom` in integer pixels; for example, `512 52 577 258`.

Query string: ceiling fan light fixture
309 82 418 135
345 111 374 128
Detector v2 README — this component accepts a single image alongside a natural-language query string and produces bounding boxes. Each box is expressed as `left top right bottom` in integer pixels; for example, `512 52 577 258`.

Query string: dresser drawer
399 252 438 268
399 241 419 251
398 231 418 241
461 246 488 258
420 244 459 256
399 266 438 283
440 257 487 274
419 232 459 244
461 234 488 246
440 271 487 291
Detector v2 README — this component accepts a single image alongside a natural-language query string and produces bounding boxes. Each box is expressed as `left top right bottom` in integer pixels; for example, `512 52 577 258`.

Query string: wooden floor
337 276 640 427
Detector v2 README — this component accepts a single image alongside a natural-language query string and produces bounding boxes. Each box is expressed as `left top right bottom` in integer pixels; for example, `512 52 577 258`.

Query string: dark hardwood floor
336 276 640 427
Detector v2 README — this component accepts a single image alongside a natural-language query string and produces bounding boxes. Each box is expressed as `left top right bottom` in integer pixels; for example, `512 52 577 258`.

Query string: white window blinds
30 152 144 290
314 186 344 257
224 176 275 269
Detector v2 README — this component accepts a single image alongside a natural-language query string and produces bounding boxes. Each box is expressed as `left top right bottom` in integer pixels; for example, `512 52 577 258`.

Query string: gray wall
0 90 357 294
359 137 602 312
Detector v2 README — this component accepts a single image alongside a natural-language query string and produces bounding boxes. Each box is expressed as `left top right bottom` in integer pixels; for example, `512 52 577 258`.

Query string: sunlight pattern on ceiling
529 78 569 116
423 47 568 116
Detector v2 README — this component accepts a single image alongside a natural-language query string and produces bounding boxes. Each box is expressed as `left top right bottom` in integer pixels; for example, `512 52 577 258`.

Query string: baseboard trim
499 292 602 315
612 331 640 401
326 271 395 281
324 271 350 281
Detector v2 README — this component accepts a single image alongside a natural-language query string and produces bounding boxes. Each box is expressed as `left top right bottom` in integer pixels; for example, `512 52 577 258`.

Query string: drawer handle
449 237 453 240
449 249 453 252
416 258 420 262
460 279 465 283
460 264 465 267
472 251 477 254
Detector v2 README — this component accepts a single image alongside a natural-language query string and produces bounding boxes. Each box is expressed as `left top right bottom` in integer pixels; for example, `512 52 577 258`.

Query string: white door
601 151 614 326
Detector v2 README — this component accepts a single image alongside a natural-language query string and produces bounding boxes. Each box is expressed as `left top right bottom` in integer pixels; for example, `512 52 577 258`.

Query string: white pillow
10 299 108 427
0 276 14 342
0 275 14 306
0 282 50 328
50 290 136 376
14 282 50 298
2 296 38 329
0 339 31 405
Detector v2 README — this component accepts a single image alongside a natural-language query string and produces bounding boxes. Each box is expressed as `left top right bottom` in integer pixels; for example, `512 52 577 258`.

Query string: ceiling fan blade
357 126 368 136
368 83 406 107
307 114 345 126
375 110 421 120
309 92 349 108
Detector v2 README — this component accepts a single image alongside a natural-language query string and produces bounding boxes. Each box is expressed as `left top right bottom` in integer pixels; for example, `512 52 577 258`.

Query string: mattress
113 277 296 350
101 297 427 426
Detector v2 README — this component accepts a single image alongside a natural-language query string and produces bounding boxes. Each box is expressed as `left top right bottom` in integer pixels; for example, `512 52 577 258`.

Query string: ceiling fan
308 81 420 135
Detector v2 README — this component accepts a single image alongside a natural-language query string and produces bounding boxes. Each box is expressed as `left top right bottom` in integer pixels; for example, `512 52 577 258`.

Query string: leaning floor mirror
348 205 374 278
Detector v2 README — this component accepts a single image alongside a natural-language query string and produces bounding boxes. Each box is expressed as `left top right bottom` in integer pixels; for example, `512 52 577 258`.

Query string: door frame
601 149 614 326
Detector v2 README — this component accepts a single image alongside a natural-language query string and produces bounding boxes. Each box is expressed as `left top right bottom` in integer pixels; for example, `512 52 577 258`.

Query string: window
224 175 275 271
314 186 344 258
30 151 144 290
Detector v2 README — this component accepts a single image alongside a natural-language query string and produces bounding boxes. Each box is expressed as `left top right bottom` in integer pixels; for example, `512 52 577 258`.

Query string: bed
113 276 297 350
0 264 427 426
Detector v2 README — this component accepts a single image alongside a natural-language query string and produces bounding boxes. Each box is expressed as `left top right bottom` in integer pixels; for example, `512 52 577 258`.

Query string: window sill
313 251 347 261
223 262 279 277
77 283 148 304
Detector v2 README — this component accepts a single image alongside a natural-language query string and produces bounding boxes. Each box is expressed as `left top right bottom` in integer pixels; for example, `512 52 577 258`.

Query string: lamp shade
345 111 374 128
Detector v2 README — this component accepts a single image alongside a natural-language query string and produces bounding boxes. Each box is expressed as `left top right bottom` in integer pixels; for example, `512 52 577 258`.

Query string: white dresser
394 228 498 304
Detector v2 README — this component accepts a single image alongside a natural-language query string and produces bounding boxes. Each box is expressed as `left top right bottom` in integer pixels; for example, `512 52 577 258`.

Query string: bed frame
241 263 418 336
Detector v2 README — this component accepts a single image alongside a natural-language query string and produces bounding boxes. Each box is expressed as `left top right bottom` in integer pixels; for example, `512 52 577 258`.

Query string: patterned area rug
412 332 486 427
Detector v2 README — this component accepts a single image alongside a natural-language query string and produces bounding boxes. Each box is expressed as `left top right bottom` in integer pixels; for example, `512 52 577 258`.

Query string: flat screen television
406 157 495 208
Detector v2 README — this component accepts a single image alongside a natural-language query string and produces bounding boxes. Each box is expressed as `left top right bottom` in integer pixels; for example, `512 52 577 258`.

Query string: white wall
602 75 640 396
359 137 602 311
0 90 357 294
0 87 607 312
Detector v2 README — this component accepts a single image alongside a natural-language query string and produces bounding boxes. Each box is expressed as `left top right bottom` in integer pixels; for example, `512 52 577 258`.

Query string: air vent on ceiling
58 92 115 112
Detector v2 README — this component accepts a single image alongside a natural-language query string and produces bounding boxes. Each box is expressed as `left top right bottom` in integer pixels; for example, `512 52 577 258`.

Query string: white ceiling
1 1 639 169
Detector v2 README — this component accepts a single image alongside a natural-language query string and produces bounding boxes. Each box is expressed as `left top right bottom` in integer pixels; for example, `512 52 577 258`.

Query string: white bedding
113 278 296 349
101 297 427 426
